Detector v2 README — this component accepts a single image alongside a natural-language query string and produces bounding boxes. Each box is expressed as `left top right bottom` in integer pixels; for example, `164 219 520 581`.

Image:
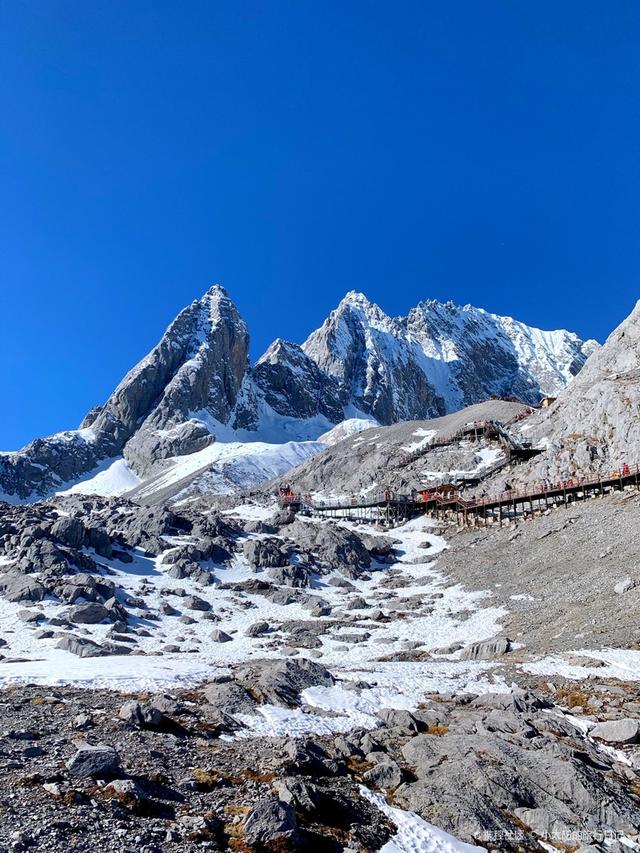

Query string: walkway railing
279 463 640 526
395 409 536 468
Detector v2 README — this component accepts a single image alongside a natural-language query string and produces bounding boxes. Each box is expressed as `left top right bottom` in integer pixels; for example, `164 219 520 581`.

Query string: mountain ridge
1 285 598 501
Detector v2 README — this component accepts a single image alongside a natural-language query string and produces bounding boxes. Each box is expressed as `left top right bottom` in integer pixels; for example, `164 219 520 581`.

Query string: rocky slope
0 287 250 500
3 486 640 850
495 298 640 486
271 399 525 501
0 286 596 502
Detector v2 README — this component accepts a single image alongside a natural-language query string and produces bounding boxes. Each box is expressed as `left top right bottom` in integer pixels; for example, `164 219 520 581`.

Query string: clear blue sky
1 1 639 450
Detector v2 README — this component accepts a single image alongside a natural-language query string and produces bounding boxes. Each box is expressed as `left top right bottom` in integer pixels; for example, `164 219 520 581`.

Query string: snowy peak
402 299 597 409
0 284 601 502
94 283 249 461
0 286 251 499
246 337 343 427
302 293 444 423
301 292 597 424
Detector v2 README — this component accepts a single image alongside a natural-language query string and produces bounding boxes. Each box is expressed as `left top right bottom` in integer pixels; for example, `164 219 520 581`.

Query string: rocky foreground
3 474 640 850
1 661 640 852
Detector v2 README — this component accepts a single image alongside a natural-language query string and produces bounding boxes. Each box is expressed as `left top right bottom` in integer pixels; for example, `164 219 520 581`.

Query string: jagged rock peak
0 283 604 502
333 290 398 327
0 285 252 499
256 338 305 365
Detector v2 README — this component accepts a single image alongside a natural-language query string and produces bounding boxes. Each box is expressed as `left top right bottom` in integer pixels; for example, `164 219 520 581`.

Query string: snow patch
361 787 486 852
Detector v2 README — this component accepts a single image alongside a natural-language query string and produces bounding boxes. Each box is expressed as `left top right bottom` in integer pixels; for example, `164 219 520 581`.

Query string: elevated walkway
279 465 640 528
395 408 540 469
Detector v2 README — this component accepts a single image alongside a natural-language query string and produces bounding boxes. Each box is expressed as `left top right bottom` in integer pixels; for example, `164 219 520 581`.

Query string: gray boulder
242 538 289 569
211 629 233 643
67 603 110 624
51 516 86 549
183 595 211 611
0 574 47 603
363 758 405 790
56 636 107 658
245 620 270 637
203 681 257 715
243 798 299 847
267 564 310 588
285 520 371 577
118 700 164 728
377 708 422 735
590 718 640 745
460 636 511 660
18 609 45 624
66 743 121 778
234 658 335 707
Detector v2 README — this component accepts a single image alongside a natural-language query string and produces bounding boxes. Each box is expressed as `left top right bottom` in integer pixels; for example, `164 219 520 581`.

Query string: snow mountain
303 291 597 420
0 285 597 501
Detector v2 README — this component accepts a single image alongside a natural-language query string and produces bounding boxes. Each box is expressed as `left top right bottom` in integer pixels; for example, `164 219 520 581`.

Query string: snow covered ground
523 648 640 681
58 457 142 497
53 417 382 506
0 515 507 737
318 417 378 446
401 429 438 453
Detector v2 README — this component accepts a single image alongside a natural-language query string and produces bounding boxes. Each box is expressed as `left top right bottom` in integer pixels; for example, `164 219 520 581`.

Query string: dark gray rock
245 620 270 637
363 758 405 790
66 743 121 778
203 681 257 715
234 657 334 707
377 708 422 735
210 629 232 643
0 574 47 603
267 564 310 588
183 595 211 612
460 636 511 660
243 798 299 847
56 636 107 658
242 538 288 569
590 719 640 745
118 700 164 728
67 603 110 625
51 516 86 549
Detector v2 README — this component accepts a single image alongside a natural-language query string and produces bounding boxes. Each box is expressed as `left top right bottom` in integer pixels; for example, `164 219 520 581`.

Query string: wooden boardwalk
395 410 539 469
280 464 640 528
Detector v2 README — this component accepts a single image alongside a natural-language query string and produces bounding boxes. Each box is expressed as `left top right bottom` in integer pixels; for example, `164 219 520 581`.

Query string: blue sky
1 1 639 450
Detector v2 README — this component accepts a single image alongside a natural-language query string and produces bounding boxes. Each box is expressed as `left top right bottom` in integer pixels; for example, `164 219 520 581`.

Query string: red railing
303 464 640 517
396 411 534 467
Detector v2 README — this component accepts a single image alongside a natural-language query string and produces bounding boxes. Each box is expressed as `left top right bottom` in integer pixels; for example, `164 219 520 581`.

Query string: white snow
0 515 508 728
318 417 378 446
401 429 438 453
523 648 640 681
361 787 487 852
421 445 505 482
132 438 324 502
58 457 141 497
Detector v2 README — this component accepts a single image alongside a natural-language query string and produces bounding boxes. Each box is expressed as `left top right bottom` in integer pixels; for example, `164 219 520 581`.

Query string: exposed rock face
100 285 248 451
302 292 446 423
66 743 121 778
403 299 597 411
303 291 596 422
0 286 596 501
510 299 640 483
111 286 248 474
241 339 344 429
0 286 249 498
